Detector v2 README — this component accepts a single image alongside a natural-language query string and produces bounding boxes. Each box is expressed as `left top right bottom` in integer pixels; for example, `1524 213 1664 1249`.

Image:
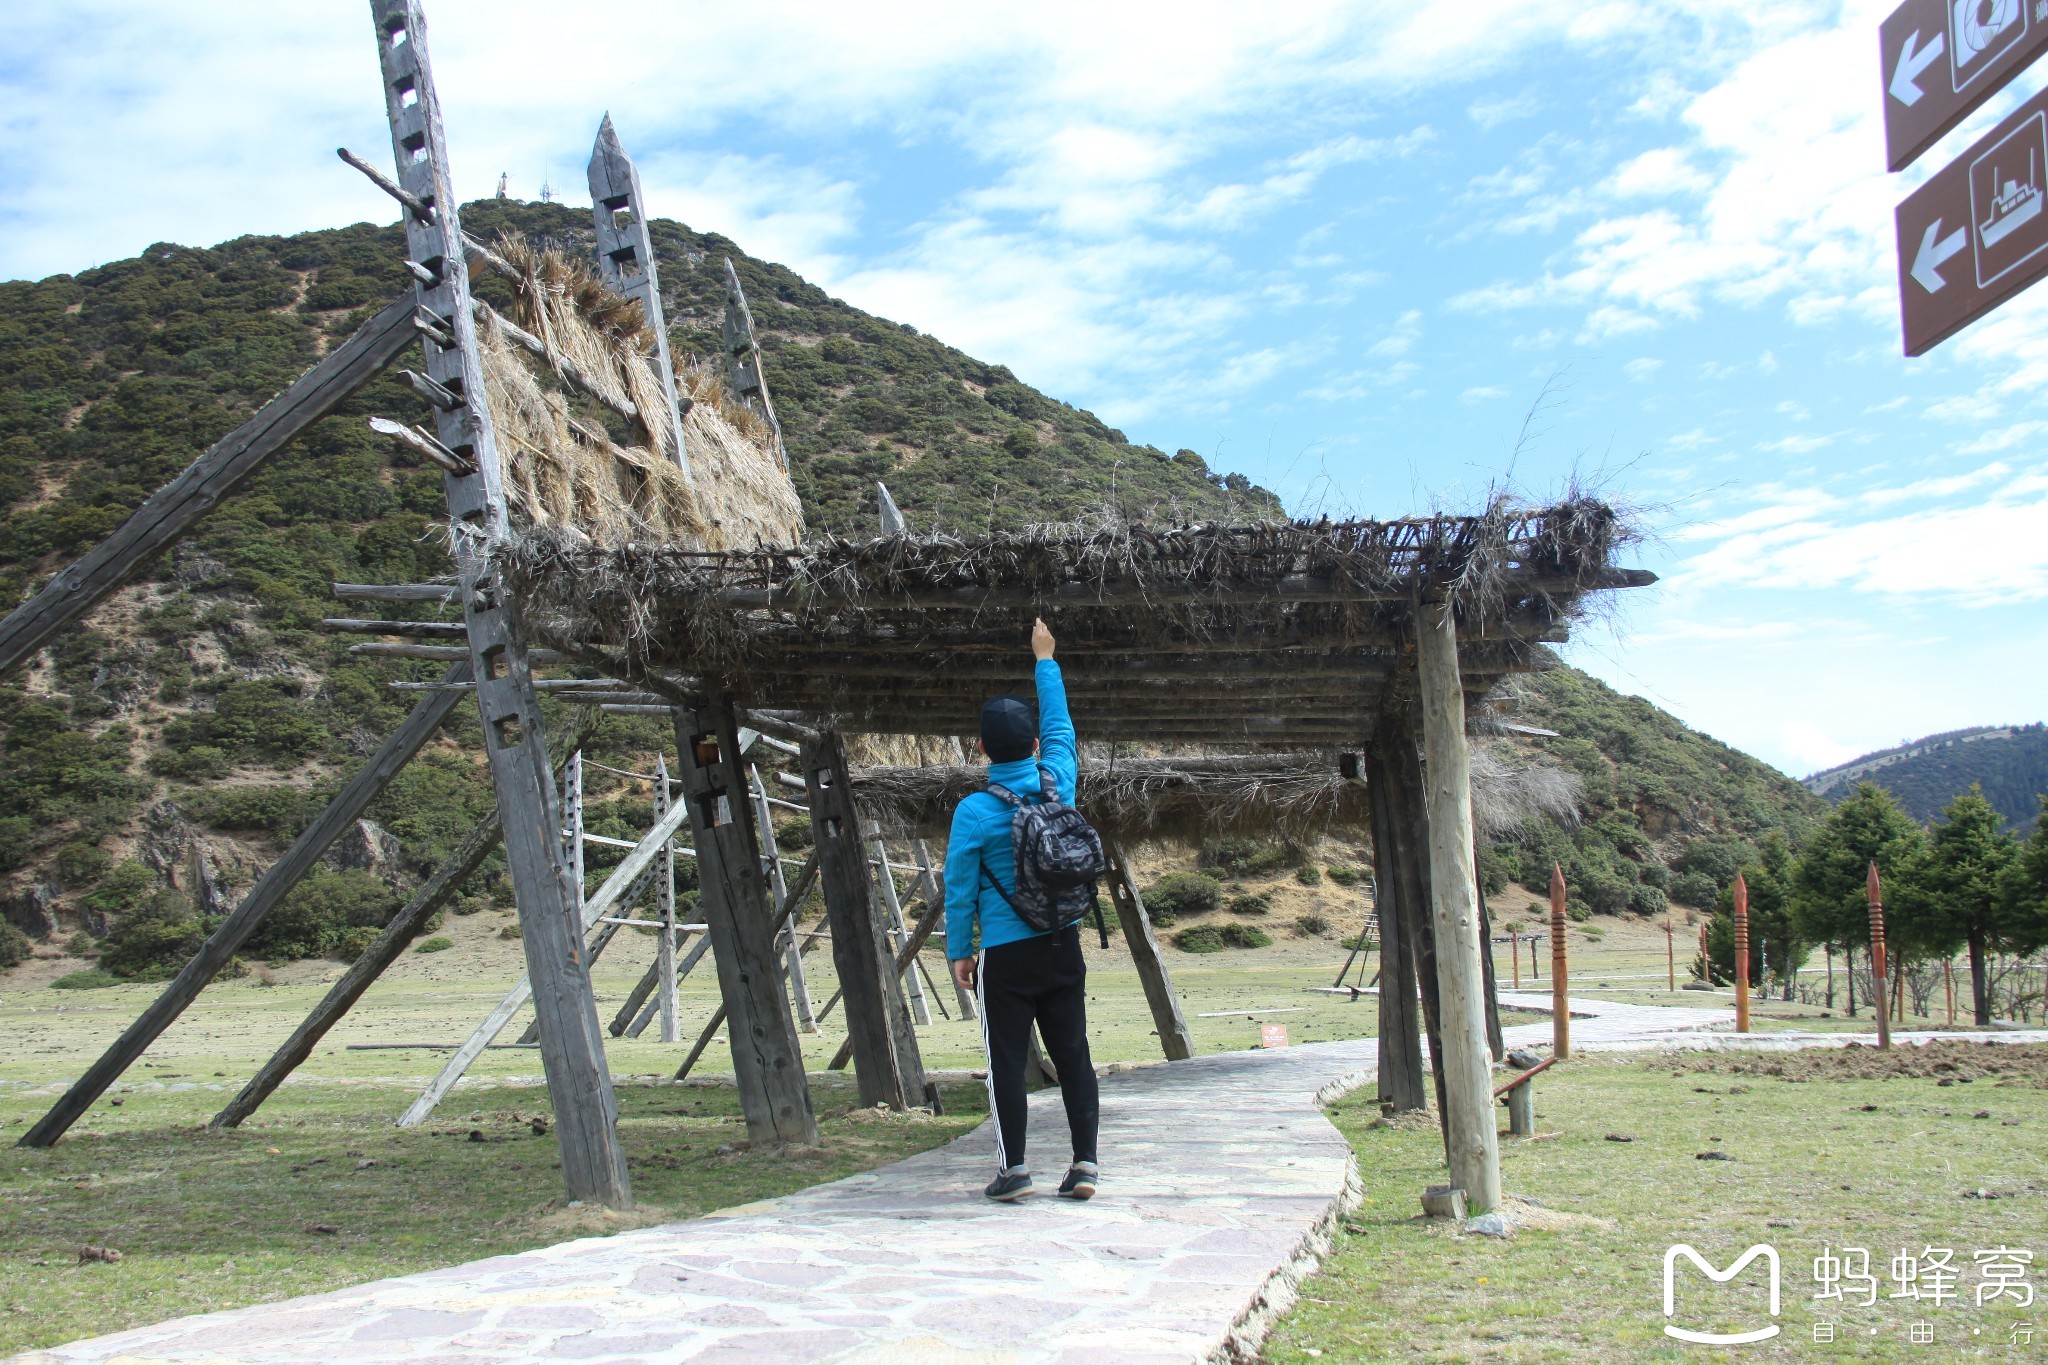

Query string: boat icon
1980 147 2043 248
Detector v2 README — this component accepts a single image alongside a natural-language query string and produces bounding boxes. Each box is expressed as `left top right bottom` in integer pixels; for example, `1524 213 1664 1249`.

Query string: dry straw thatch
481 236 804 552
850 742 1580 845
495 498 1636 682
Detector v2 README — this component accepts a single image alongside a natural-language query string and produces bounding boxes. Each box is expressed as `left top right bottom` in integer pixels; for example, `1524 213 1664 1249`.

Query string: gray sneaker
984 1166 1033 1202
1058 1161 1098 1200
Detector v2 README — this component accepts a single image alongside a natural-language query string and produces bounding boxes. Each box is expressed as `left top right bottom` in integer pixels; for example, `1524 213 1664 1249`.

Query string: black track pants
977 925 1099 1170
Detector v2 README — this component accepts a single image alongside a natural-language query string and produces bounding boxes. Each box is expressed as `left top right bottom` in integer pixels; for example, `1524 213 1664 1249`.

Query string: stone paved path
18 995 1729 1365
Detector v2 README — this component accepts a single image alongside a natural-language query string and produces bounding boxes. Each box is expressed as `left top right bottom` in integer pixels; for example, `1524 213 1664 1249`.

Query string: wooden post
1105 842 1196 1061
876 480 907 534
1549 864 1570 1060
1867 862 1892 1050
1666 914 1676 992
1945 958 1955 1026
802 731 926 1109
871 830 932 1026
1510 928 1521 990
1414 601 1502 1215
654 755 679 1043
912 837 976 1021
1364 734 1426 1113
674 706 818 1144
1474 855 1504 1062
1698 922 1710 985
1505 1080 1534 1137
749 764 814 1033
721 257 787 469
213 716 597 1128
1733 871 1751 1034
587 115 691 477
369 0 630 1209
0 293 415 681
563 749 585 916
19 664 470 1148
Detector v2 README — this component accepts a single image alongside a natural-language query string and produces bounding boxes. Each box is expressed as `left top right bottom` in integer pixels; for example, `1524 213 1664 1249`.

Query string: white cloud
1468 92 1541 129
1461 385 1508 403
1777 720 1865 772
1623 357 1664 381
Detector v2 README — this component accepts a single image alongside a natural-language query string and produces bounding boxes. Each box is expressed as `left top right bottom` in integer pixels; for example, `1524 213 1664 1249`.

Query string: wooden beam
802 730 926 1109
654 755 681 1043
826 881 948 1070
370 0 629 1210
473 300 639 422
333 582 460 603
588 115 691 479
322 618 469 638
1415 600 1502 1215
212 715 599 1128
1106 842 1196 1061
19 663 470 1148
721 257 787 469
0 291 415 679
1365 735 1426 1113
672 704 818 1145
348 641 562 663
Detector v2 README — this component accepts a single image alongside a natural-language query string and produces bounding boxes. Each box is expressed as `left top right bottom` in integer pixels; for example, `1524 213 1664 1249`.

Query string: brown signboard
1882 0 2048 172
1897 81 2048 353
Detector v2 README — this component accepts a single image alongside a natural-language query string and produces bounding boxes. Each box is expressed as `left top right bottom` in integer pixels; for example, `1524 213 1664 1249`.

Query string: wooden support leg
674 705 817 1145
802 731 926 1110
1106 842 1195 1061
912 838 976 1021
20 665 470 1148
1416 601 1503 1215
749 764 814 1034
369 0 628 1209
1365 735 1427 1113
1475 861 1505 1062
673 855 817 1076
869 830 932 1026
655 755 679 1042
1506 1081 1534 1137
628 933 711 1038
213 716 597 1128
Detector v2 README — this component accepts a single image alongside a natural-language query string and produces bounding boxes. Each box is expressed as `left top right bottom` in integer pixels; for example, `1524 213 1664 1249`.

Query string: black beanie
980 694 1036 762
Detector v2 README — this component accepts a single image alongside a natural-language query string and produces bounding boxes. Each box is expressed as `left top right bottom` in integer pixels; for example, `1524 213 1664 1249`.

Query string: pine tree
1790 783 1923 1016
1895 786 2020 1025
1706 834 1807 995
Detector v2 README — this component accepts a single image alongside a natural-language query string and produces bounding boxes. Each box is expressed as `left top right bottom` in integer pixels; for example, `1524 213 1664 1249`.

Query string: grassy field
1265 1043 2048 1362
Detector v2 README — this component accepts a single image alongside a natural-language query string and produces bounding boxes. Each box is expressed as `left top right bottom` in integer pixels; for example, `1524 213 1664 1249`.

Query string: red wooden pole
1867 862 1892 1050
1733 872 1751 1033
1666 914 1675 993
1549 863 1569 1059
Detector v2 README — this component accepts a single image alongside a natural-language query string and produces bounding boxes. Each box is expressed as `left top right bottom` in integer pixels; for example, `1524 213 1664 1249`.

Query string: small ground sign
1898 82 2048 353
1882 0 2048 171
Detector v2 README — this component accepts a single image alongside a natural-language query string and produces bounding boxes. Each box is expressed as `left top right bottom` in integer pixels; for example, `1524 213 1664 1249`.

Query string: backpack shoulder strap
1036 764 1059 804
983 781 1025 809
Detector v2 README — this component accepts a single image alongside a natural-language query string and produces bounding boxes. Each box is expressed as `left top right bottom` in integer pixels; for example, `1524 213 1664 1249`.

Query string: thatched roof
497 498 1650 748
849 742 1581 845
482 237 804 552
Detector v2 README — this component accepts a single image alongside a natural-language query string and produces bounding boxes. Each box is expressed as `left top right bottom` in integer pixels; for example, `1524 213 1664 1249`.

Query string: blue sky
4 0 2045 777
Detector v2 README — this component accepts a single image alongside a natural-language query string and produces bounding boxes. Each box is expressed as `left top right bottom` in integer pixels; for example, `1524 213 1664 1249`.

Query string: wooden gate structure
0 0 1652 1218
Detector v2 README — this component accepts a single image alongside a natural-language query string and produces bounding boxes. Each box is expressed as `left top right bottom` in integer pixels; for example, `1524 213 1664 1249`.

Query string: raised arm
1032 617 1077 803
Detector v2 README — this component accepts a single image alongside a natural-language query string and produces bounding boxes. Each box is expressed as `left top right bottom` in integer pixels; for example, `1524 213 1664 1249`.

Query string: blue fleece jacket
944 658 1078 960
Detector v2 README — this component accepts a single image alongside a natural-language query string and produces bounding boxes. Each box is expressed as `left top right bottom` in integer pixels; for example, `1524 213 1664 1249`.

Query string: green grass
0 1075 988 1356
1266 1048 2048 1362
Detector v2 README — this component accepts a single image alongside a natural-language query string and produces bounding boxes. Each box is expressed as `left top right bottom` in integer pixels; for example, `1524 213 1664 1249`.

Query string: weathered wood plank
18 663 470 1148
1105 841 1195 1061
369 0 629 1208
0 291 415 679
720 257 787 469
673 705 817 1145
826 889 947 1071
803 731 925 1108
1365 728 1427 1113
1416 601 1502 1215
587 115 691 478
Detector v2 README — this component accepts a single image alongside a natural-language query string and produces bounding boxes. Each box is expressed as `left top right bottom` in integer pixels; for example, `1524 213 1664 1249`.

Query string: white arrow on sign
1890 29 1946 106
1912 218 1968 291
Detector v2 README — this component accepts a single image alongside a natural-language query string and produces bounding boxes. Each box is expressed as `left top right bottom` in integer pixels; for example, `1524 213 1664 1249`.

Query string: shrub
1202 836 1297 878
1669 870 1718 907
182 785 325 834
0 921 31 969
243 868 399 960
82 861 156 920
1173 924 1225 953
775 816 812 849
0 817 33 873
498 923 522 939
1628 883 1669 917
99 889 205 979
1294 865 1322 887
1145 872 1220 922
334 926 378 958
1566 899 1592 923
1226 893 1271 916
1325 867 1361 887
413 935 453 954
1217 922 1272 948
1296 912 1333 937
51 969 122 990
52 841 111 888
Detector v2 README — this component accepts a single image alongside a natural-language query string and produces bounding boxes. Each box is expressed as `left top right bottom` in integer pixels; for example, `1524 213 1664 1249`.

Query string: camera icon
1952 0 2025 82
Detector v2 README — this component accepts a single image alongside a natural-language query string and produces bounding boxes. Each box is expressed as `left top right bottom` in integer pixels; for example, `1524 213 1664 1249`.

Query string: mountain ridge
1803 723 2048 830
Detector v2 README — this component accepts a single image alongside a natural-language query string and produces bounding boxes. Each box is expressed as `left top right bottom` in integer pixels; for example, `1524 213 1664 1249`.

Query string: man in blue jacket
946 617 1099 1202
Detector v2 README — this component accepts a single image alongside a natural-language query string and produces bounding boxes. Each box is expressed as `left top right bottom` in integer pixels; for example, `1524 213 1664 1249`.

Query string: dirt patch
1663 1040 2048 1087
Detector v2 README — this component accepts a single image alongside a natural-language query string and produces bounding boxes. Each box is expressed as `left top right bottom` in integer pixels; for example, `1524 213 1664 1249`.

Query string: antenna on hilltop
539 179 553 203
495 171 508 199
